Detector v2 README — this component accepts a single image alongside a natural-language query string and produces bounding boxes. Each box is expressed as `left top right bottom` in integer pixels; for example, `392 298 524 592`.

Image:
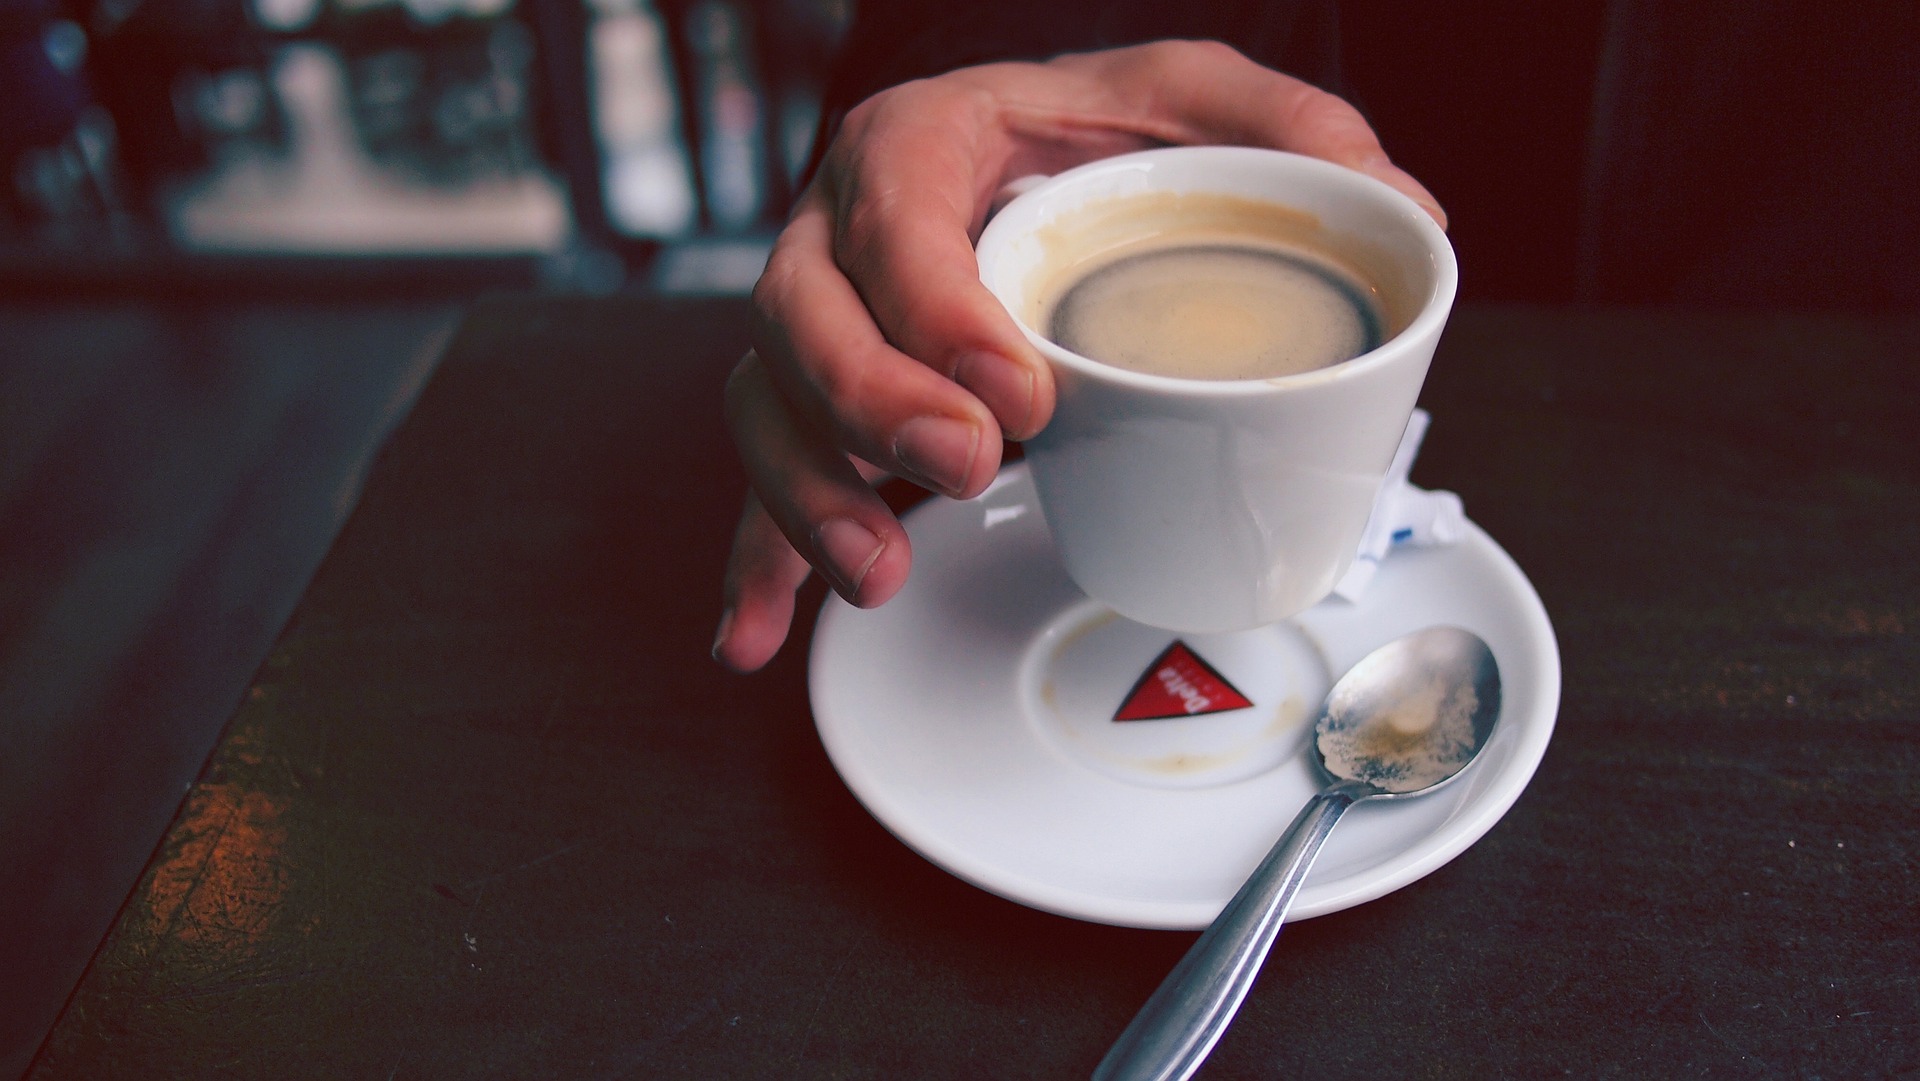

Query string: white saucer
809 463 1560 930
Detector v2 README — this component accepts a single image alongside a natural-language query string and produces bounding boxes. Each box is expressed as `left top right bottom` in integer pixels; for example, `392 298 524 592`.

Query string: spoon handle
1093 784 1363 1081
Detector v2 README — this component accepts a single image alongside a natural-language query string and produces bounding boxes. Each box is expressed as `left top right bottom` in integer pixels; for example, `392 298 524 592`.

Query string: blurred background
1 0 1912 305
1 0 848 298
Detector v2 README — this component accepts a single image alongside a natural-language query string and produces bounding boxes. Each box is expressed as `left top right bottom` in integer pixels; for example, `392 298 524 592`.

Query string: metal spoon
1093 626 1502 1081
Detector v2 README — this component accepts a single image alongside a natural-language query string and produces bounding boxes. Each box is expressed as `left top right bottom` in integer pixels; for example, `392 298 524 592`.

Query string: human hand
715 39 1444 672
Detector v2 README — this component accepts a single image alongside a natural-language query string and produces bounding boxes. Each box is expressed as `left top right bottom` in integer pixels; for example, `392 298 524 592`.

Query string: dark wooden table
27 297 1920 1079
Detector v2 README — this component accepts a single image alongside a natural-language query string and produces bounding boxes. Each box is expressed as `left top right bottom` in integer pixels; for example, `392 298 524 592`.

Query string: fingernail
814 518 883 601
893 415 979 496
953 351 1035 438
710 607 735 663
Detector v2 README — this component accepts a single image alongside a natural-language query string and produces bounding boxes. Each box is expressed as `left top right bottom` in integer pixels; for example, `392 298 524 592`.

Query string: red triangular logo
1113 641 1254 722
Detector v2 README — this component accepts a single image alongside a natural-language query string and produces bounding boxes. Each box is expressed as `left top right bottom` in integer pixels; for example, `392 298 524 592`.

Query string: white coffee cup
976 146 1457 632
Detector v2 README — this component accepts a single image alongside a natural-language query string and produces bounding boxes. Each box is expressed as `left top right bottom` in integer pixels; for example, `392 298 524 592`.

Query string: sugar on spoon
1094 625 1502 1081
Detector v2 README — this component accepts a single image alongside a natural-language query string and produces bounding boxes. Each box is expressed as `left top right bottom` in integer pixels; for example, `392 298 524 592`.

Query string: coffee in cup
1027 192 1390 381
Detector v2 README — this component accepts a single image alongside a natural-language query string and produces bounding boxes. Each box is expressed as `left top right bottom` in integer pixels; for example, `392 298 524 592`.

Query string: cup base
809 461 1561 928
1015 598 1330 790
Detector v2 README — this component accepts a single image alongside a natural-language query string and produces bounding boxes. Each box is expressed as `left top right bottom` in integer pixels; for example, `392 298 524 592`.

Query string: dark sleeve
819 0 1345 129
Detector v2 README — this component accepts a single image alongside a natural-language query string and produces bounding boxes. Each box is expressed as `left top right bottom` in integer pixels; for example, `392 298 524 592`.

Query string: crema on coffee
1047 242 1381 380
1023 191 1402 382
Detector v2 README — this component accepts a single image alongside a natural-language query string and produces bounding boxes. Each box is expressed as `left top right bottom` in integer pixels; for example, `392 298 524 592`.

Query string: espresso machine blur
3 0 847 287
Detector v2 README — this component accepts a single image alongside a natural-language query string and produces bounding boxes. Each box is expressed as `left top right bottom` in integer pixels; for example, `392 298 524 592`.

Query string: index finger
822 85 1056 438
1043 41 1447 226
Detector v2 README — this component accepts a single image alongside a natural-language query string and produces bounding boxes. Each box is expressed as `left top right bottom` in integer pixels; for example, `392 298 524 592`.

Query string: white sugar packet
1333 409 1465 601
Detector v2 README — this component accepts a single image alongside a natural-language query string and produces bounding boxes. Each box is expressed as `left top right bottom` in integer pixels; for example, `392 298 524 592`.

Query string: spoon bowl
1313 625 1502 797
1094 626 1502 1081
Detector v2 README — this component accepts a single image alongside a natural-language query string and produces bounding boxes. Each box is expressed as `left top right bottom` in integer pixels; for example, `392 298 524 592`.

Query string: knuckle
1286 86 1372 150
1178 38 1247 67
751 240 802 317
838 90 885 135
834 187 902 276
1296 83 1356 123
831 83 925 167
806 343 873 408
1139 38 1248 79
